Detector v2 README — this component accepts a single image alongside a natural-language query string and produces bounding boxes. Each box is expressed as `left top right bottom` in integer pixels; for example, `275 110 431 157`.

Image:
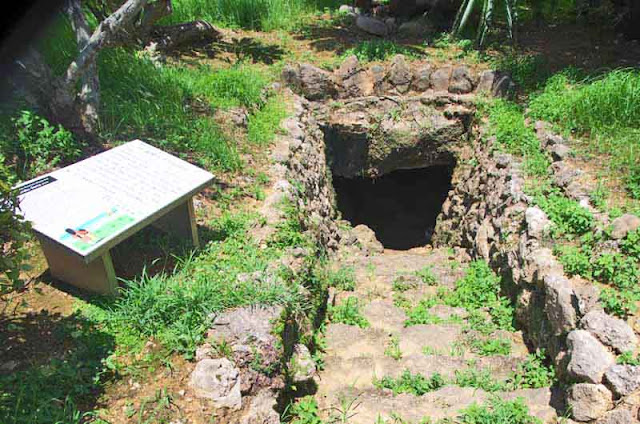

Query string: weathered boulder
476 70 515 97
283 64 337 100
208 305 284 346
398 15 433 37
566 330 615 384
604 365 640 397
449 65 474 94
550 143 571 161
525 206 551 239
594 408 634 424
239 389 280 424
189 358 242 409
430 66 452 91
412 65 432 91
568 383 613 422
388 55 412 93
338 4 360 17
290 344 316 383
551 161 582 188
353 224 384 254
544 275 578 335
356 15 388 36
581 310 638 353
610 214 640 240
337 55 373 97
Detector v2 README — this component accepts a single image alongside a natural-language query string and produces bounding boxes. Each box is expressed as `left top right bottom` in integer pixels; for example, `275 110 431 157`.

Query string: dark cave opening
333 165 454 250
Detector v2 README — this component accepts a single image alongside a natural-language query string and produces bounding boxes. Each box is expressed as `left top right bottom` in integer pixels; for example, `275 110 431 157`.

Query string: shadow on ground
0 309 115 422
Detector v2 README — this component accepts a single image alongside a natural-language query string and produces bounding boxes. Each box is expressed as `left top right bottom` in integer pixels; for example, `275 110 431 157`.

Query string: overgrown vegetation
164 0 342 30
83 213 294 357
529 70 640 199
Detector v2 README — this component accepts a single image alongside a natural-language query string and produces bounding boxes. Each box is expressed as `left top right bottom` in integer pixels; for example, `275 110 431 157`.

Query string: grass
529 70 640 199
325 266 356 291
82 213 294 357
328 297 370 328
0 314 114 424
374 370 445 396
485 99 550 178
164 0 343 31
30 17 289 174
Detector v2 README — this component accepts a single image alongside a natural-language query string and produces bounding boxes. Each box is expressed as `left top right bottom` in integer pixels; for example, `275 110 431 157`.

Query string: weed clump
342 40 420 62
460 397 542 424
329 297 370 328
374 370 445 396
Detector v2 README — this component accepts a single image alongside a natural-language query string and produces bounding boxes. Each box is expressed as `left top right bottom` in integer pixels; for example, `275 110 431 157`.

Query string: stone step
315 385 558 424
319 353 525 391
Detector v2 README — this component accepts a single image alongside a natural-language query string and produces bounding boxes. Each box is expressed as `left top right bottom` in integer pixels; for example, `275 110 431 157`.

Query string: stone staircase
313 246 558 423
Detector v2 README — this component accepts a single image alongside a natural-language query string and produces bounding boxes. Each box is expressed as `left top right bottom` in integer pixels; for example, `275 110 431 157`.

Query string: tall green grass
529 70 640 198
165 0 343 30
82 213 297 356
27 17 287 173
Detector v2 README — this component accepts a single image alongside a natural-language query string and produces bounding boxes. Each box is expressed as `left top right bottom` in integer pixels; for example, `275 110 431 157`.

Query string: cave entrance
333 165 454 250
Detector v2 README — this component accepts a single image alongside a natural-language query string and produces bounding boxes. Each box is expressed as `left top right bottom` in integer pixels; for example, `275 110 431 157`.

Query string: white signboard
16 140 214 259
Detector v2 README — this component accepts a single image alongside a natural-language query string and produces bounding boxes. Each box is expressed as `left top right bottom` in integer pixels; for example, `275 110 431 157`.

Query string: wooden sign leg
153 197 200 248
37 235 118 296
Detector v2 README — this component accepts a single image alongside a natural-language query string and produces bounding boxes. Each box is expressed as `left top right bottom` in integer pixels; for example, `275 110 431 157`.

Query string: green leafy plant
3 110 81 180
374 370 445 396
599 287 637 317
0 162 31 303
617 351 640 366
287 396 324 424
534 194 594 236
329 297 370 328
468 336 512 356
485 100 549 178
405 297 445 326
620 228 640 259
454 368 507 392
460 397 542 424
444 261 515 331
555 245 592 278
508 350 556 389
592 253 639 291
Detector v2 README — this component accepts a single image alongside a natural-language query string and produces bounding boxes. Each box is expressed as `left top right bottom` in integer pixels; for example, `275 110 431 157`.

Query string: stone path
313 245 558 423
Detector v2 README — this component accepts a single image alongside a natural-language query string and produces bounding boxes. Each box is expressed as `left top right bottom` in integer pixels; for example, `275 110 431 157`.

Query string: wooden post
37 234 118 296
153 197 200 247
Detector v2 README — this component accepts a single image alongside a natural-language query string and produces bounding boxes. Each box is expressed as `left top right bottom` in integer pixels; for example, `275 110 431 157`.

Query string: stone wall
433 127 640 423
282 94 342 250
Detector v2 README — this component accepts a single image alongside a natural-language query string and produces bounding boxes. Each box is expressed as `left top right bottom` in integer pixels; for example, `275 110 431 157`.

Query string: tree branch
63 0 150 87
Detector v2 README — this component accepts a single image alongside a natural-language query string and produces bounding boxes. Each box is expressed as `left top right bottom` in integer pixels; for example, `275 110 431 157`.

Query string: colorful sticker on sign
59 208 135 251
